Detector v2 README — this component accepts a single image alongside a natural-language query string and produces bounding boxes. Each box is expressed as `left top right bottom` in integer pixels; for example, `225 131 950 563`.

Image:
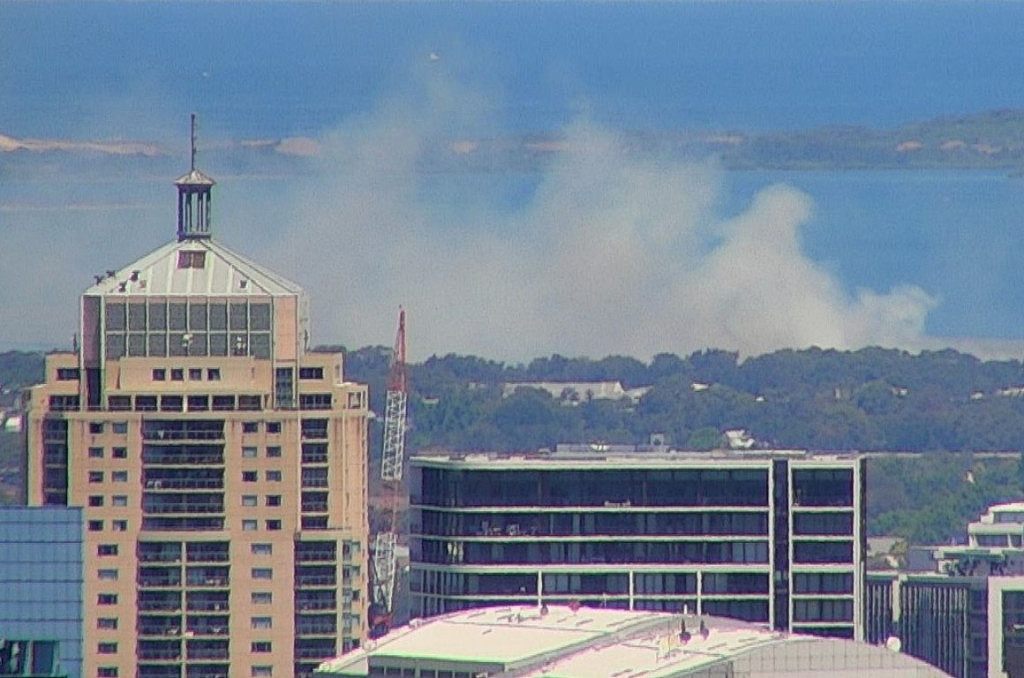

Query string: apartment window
266 520 282 531
207 368 221 381
266 446 282 458
242 447 258 459
242 520 258 531
251 543 272 556
88 447 104 459
97 668 118 677
89 496 104 507
251 592 272 604
251 667 272 678
112 520 128 532
112 422 128 434
301 516 328 530
251 616 272 630
112 495 128 507
266 422 281 434
171 368 184 381
266 470 282 482
266 495 282 507
112 447 127 459
89 471 104 483
152 369 166 381
242 495 258 507
97 642 117 654
97 593 117 605
243 422 259 433
97 544 118 556
299 393 332 410
299 367 324 380
97 618 118 630
88 520 104 532
189 368 203 380
89 422 105 434
251 641 272 653
98 569 118 581
252 568 273 580
112 471 128 482
242 471 258 482
57 367 80 380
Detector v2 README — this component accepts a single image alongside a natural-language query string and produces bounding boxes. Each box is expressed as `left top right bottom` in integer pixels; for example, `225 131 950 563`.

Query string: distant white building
315 604 948 677
934 502 1024 576
502 381 650 404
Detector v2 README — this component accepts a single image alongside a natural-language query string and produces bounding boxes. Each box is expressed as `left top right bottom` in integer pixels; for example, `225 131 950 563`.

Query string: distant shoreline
6 109 1024 174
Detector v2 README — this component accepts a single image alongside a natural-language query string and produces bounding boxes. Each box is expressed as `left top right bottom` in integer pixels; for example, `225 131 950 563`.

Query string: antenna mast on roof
175 114 215 241
190 113 197 171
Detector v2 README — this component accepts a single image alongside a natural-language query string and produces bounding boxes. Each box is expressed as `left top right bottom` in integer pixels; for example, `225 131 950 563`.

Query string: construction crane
370 309 407 638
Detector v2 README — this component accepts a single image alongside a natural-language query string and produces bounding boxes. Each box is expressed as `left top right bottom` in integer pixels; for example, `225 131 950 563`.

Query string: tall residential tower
25 127 369 678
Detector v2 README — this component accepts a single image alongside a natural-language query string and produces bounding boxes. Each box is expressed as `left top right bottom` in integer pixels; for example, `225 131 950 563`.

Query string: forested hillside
341 346 1024 453
5 346 1024 539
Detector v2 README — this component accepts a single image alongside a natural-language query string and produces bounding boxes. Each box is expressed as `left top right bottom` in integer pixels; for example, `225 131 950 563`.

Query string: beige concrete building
24 154 369 678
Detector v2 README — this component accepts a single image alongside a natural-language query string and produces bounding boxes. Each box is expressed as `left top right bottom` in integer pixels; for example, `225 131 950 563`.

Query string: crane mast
370 309 407 636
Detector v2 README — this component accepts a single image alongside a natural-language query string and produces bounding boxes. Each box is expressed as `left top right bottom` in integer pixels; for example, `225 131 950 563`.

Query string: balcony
301 444 329 464
137 665 181 678
296 592 337 611
138 618 182 637
143 448 225 465
295 644 336 660
186 592 229 612
138 592 183 612
186 615 229 637
136 640 181 661
142 517 225 532
139 577 183 589
185 665 229 678
143 421 224 442
138 544 183 563
295 616 337 636
186 542 230 563
296 544 337 562
295 566 336 588
185 567 230 588
145 475 224 491
186 640 228 660
143 493 224 516
135 396 158 412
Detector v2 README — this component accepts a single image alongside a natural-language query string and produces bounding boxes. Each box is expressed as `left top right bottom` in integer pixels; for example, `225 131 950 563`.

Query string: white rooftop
84 237 303 298
317 606 949 677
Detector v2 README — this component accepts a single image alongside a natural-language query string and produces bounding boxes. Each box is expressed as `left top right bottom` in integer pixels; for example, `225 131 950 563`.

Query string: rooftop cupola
174 113 216 241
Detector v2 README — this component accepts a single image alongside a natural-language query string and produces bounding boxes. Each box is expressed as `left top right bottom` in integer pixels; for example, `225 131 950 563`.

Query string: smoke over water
1 66 941 362
243 72 938 361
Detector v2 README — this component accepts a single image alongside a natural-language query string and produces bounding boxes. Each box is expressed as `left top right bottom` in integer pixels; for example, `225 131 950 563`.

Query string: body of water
2 1 1024 353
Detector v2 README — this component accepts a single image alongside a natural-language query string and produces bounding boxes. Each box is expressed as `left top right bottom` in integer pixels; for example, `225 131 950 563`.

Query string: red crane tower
370 309 407 637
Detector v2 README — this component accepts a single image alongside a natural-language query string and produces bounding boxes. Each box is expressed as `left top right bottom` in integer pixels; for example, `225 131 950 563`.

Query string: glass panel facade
0 507 84 678
100 298 274 360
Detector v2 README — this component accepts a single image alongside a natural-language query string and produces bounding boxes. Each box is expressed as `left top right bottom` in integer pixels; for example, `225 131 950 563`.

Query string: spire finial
190 113 197 171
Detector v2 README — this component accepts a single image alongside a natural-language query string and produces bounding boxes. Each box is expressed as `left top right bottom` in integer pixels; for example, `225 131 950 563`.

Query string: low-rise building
315 604 948 677
409 447 866 640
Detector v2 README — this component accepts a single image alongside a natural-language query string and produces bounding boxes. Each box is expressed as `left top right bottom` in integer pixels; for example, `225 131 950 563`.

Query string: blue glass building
0 507 83 678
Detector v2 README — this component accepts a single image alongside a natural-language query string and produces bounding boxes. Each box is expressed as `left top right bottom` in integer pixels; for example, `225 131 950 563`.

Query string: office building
863 501 1024 678
315 604 947 678
0 639 68 678
866 572 988 678
409 446 865 640
24 146 370 678
0 507 84 678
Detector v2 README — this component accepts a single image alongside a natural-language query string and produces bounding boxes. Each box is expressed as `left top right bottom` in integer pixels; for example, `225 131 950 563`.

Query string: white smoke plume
1 65 941 362
241 71 938 361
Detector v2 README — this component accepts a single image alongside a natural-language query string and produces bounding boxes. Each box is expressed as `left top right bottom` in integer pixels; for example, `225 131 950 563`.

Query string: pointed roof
174 168 216 187
84 237 303 298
